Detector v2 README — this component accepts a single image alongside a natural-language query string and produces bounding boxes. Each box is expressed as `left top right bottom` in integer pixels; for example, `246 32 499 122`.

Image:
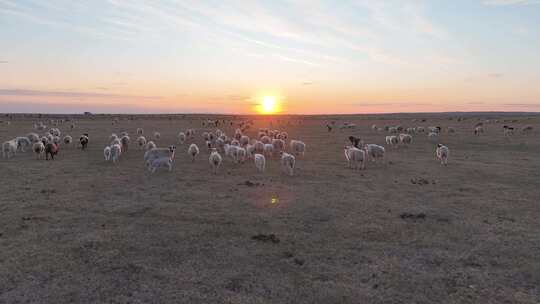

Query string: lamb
436 144 449 165
2 140 17 158
364 144 385 163
80 134 89 150
209 148 223 174
398 134 412 146
254 153 266 172
188 144 199 162
137 128 144 135
280 152 296 176
63 135 73 146
104 146 112 161
33 141 45 159
15 137 32 152
110 144 122 163
137 136 147 149
45 142 59 160
290 140 306 156
344 146 366 170
144 146 176 165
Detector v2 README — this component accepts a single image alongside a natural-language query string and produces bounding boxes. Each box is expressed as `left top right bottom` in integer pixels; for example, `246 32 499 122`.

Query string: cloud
0 89 160 100
0 60 8 64
482 0 540 5
302 82 314 85
488 73 504 78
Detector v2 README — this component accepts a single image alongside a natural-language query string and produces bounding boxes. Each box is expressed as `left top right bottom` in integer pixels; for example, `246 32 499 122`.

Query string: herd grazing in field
1 116 536 176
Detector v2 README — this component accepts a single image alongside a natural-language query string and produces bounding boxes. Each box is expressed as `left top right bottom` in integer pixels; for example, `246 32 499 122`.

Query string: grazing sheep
522 125 533 134
149 156 174 173
428 126 441 134
474 126 484 136
503 125 514 136
416 126 425 133
120 135 130 152
110 144 122 163
398 134 412 146
137 128 144 135
406 127 416 134
344 146 366 170
104 146 112 161
2 140 17 158
280 152 296 176
63 135 73 146
385 135 399 147
388 127 398 134
348 136 362 148
144 146 176 166
45 142 59 160
33 141 45 159
254 153 266 172
15 137 32 152
364 144 385 163
136 136 147 149
80 134 89 150
178 132 186 144
209 148 222 174
290 140 306 156
188 144 199 162
153 131 161 140
436 144 449 165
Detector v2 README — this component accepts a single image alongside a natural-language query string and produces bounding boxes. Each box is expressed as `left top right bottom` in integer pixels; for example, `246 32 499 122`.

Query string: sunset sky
1 0 539 114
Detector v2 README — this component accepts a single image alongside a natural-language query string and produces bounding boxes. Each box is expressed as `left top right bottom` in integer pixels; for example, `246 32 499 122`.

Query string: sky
1 0 540 114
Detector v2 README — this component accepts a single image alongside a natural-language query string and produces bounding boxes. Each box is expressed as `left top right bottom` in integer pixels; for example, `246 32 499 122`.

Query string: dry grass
1 114 539 303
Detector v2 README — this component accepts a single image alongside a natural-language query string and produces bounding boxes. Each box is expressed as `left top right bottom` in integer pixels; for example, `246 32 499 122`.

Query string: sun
260 96 278 114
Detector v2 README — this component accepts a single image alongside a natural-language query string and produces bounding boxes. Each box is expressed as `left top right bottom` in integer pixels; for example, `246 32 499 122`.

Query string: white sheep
120 135 130 152
416 126 425 133
254 153 266 173
260 135 272 144
154 131 161 140
27 133 40 143
145 141 156 151
364 144 385 163
280 152 296 176
137 136 147 149
272 138 285 153
188 143 199 162
33 141 45 159
2 139 17 158
111 144 122 163
263 143 274 157
137 128 144 135
236 147 246 163
178 132 186 144
104 146 111 161
385 136 399 147
254 141 264 154
290 140 306 156
398 134 412 146
63 135 73 146
209 148 222 174
436 144 449 165
344 146 366 170
240 135 250 147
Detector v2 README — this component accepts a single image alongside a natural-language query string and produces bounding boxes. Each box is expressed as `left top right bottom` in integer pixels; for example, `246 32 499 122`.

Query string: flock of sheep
2 117 535 175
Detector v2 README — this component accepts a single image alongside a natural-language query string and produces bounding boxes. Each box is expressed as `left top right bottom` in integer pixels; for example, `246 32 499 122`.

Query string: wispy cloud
489 73 504 78
0 60 8 64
